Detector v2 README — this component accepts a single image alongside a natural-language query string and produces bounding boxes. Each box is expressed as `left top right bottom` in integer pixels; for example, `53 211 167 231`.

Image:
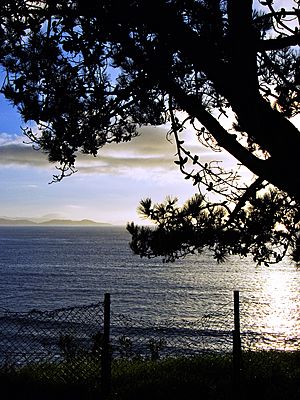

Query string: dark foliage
127 190 300 264
1 1 300 263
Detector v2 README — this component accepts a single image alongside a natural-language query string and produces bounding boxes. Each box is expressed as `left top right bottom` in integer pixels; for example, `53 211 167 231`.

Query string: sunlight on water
259 266 300 350
1 227 300 352
264 270 294 332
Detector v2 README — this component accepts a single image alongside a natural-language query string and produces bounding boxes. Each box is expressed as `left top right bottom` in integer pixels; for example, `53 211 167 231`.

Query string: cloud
0 142 49 167
22 184 38 189
0 132 26 146
0 126 224 177
65 204 84 210
76 126 220 175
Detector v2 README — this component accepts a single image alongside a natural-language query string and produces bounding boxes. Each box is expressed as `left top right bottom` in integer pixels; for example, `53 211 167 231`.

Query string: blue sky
5 0 292 225
0 90 247 225
1 92 226 225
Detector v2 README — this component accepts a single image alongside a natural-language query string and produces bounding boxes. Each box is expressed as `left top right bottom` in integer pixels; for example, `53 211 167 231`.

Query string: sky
0 90 245 225
1 0 293 226
0 91 229 225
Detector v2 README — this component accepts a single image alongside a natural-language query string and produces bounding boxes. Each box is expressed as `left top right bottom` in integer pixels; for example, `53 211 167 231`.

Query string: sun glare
262 266 300 350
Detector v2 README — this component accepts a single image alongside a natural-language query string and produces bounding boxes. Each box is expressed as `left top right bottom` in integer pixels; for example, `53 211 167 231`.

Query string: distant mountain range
0 217 111 226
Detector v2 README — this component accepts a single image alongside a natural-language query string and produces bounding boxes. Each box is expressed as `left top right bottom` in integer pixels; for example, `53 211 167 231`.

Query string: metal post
233 290 241 397
101 293 111 397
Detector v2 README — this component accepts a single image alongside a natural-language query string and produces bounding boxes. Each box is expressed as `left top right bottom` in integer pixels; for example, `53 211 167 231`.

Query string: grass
110 354 233 400
1 351 300 399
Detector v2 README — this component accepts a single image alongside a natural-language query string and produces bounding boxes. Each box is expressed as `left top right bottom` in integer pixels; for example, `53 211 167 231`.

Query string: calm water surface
0 226 300 350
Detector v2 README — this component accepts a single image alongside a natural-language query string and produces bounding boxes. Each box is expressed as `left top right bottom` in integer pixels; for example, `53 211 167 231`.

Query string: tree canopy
1 0 300 264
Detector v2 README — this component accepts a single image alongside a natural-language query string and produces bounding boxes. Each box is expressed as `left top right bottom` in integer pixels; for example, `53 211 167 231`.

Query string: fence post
101 293 111 397
233 290 242 397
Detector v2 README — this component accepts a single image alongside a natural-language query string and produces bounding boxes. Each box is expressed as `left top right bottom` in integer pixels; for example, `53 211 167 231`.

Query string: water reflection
251 265 300 350
1 226 300 352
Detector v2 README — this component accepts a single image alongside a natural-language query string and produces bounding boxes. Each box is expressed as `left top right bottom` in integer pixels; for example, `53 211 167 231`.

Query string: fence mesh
0 298 235 382
2 293 298 385
239 299 300 352
0 302 104 383
110 302 234 360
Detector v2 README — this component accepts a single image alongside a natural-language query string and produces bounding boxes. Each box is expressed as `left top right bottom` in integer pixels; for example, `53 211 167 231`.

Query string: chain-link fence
240 300 300 352
110 304 234 360
2 291 298 390
0 302 104 383
0 294 235 383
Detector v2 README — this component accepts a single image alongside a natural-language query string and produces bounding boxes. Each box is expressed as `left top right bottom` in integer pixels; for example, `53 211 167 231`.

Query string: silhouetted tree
1 1 300 264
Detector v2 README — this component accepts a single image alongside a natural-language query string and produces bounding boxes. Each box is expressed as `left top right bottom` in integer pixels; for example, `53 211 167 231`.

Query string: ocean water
0 226 300 350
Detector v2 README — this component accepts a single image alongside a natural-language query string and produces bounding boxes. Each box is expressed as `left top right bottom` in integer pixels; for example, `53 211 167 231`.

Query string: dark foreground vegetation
1 351 300 400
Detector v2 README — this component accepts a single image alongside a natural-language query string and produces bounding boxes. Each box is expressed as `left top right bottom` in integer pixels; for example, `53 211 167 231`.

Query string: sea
1 225 300 352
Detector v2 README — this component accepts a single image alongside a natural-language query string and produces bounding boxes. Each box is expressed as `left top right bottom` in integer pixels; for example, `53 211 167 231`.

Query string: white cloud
0 126 242 190
23 184 38 189
0 142 49 167
65 204 84 210
0 133 24 146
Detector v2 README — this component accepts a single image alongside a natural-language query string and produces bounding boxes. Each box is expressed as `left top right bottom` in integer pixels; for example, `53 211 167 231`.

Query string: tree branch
259 33 300 51
226 177 265 226
159 76 300 202
162 79 266 177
